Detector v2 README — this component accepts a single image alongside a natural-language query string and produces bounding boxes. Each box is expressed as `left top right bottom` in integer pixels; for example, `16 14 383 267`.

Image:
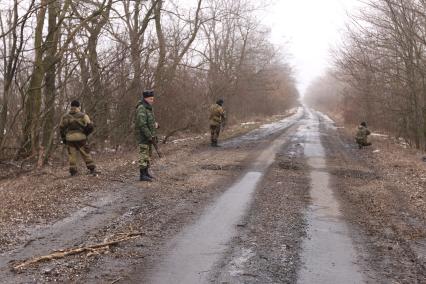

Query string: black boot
211 141 219 147
139 168 153 182
88 165 98 176
70 168 78 176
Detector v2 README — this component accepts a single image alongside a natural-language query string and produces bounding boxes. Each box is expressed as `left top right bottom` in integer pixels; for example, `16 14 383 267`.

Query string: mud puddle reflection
297 110 364 284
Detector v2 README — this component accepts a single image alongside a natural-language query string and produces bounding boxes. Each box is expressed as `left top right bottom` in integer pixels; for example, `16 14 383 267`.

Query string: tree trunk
41 0 59 164
20 0 47 157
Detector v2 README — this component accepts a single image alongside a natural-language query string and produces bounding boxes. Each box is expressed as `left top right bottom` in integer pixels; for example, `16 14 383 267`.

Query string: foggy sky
262 0 359 95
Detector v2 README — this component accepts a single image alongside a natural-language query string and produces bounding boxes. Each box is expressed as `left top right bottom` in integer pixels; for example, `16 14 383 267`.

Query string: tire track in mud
214 109 367 284
214 137 310 284
319 116 426 283
136 120 304 284
0 145 256 283
0 110 305 283
297 110 364 284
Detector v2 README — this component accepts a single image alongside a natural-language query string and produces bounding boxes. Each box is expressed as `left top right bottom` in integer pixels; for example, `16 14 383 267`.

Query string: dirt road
0 107 425 283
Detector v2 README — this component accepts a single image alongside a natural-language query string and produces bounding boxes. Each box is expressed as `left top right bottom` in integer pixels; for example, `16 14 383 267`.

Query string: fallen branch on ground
12 232 143 271
162 123 194 144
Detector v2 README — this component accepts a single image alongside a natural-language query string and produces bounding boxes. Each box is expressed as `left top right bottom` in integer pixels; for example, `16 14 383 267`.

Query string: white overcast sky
261 0 360 95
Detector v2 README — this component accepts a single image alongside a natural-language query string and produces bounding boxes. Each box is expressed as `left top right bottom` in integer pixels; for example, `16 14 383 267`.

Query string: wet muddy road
1 107 424 283
135 108 367 283
297 110 364 284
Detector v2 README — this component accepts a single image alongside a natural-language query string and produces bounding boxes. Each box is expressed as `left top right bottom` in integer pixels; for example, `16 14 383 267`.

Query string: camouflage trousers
139 143 153 169
210 125 221 143
356 138 372 148
67 140 95 171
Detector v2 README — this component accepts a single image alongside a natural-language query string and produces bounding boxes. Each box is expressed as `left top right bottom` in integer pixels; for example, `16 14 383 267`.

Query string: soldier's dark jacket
209 103 226 126
59 107 92 142
355 125 371 144
135 99 156 144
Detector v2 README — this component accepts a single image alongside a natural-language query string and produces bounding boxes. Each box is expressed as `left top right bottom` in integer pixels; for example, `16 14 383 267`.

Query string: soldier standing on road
135 90 159 182
209 99 226 147
355 121 372 149
60 100 96 176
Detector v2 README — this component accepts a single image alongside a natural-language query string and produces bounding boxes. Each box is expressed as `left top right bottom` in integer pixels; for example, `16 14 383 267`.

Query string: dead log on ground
12 232 143 271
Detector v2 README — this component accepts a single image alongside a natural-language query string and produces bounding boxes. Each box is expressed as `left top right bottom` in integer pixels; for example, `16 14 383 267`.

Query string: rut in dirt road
137 111 303 284
213 108 367 284
138 107 368 284
297 110 364 284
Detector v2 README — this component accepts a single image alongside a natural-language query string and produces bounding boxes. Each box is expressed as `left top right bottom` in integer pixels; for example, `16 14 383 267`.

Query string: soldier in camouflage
135 90 158 182
59 100 96 176
209 99 226 147
355 121 372 149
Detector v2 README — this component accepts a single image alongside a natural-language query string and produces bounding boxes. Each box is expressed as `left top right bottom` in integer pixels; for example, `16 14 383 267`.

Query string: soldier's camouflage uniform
209 103 226 146
135 99 156 170
59 107 96 175
355 125 372 148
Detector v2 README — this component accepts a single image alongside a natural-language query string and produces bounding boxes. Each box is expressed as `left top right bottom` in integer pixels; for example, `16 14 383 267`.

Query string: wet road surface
144 112 302 284
147 172 263 283
146 107 366 284
1 107 375 283
297 109 364 283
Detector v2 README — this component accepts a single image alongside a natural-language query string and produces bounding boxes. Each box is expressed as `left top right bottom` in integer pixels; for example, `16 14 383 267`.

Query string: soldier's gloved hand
152 136 159 144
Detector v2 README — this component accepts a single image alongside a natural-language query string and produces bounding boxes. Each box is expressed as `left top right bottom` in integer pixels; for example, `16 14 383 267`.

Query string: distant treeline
0 0 299 162
305 0 426 150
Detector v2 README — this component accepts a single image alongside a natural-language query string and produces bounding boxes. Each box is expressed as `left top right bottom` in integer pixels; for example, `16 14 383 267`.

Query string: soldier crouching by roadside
59 100 96 176
355 121 372 149
135 90 159 182
209 99 226 147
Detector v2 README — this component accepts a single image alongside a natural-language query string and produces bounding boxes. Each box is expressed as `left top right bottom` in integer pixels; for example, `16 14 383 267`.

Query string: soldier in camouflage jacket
135 90 158 181
59 100 96 176
209 99 226 147
355 121 372 149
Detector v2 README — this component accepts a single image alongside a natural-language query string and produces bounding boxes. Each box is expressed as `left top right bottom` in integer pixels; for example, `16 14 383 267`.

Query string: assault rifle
221 114 227 130
152 137 163 158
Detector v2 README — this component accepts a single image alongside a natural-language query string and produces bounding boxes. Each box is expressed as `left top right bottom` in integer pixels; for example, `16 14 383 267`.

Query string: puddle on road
144 115 301 284
222 107 304 147
147 171 262 284
297 110 364 284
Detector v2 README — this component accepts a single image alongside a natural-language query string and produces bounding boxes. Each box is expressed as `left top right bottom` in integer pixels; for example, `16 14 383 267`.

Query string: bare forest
304 0 426 151
1 1 426 283
0 0 299 162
